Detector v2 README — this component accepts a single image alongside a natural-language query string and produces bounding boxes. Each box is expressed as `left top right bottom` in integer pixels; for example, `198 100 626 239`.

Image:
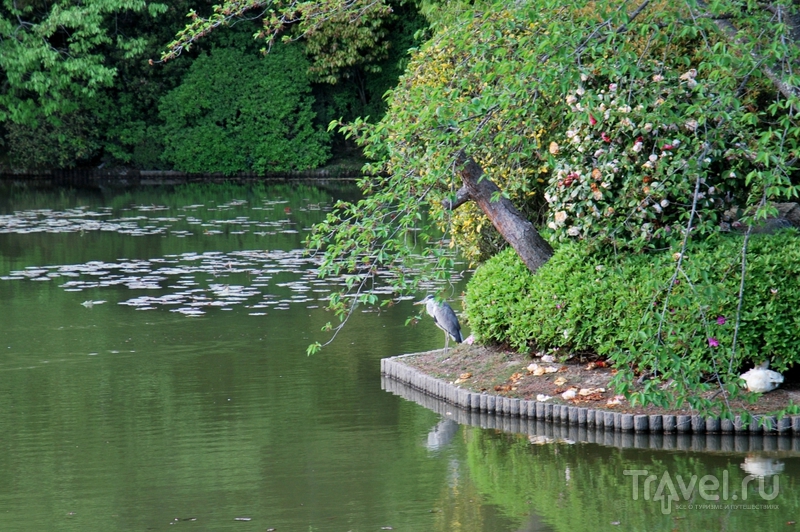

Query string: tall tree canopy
0 0 168 124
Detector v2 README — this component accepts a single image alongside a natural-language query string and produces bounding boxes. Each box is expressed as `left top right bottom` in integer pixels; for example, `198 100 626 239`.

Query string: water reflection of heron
426 418 460 450
414 295 463 354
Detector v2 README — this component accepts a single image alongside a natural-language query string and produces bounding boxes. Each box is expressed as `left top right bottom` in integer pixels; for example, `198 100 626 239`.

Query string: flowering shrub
465 231 800 414
544 69 761 251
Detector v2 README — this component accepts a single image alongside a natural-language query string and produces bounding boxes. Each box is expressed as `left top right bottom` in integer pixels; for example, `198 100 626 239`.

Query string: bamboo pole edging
381 354 800 435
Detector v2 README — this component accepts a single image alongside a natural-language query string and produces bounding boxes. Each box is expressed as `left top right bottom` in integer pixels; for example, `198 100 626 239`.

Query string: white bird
740 361 784 393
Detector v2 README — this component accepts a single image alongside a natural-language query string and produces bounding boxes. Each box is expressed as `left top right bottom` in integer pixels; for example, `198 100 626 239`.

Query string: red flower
589 114 597 126
601 132 612 143
662 144 674 150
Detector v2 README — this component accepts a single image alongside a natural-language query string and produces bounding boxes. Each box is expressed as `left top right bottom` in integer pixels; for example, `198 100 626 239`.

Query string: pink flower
601 132 612 143
716 316 726 325
589 114 597 126
662 144 674 150
708 337 719 347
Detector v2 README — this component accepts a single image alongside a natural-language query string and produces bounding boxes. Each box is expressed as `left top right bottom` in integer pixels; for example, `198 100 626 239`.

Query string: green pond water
0 181 798 532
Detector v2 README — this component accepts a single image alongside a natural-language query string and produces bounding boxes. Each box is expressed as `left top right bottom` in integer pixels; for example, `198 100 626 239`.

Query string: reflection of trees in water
462 427 800 530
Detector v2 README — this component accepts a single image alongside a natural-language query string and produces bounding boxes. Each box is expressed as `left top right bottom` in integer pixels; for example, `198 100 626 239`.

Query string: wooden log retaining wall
382 354 797 436
382 375 800 452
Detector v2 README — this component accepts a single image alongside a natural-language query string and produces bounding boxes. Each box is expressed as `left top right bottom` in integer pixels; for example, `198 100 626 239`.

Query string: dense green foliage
309 0 799 301
465 232 800 411
0 0 168 124
159 44 330 174
0 1 423 170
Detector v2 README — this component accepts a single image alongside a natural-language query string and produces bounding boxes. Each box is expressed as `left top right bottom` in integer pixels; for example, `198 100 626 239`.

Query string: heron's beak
413 300 423 305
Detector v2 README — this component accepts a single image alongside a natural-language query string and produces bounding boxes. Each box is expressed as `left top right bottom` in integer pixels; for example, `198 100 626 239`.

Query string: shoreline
0 167 362 188
382 351 800 435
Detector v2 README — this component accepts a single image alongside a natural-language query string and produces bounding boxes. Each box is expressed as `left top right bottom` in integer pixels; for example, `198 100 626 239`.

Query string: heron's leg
443 332 449 356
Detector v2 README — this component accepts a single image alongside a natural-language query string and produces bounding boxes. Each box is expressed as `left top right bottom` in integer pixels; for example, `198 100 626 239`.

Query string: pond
0 181 798 531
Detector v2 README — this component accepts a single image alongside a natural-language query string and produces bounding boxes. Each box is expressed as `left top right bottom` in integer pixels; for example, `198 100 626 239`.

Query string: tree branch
441 186 471 211
695 0 799 101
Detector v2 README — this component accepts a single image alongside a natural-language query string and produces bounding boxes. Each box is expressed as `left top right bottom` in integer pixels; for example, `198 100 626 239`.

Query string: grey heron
414 295 463 353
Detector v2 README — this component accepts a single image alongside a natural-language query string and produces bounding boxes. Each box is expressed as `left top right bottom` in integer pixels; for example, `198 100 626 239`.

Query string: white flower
685 119 699 132
567 226 581 236
620 117 633 128
554 211 568 224
652 203 663 214
576 86 585 96
548 221 557 230
643 123 653 133
649 154 658 162
566 94 577 105
609 83 618 91
652 74 664 82
581 73 589 82
660 199 670 208
594 149 606 158
672 139 681 146
566 129 577 138
632 142 643 153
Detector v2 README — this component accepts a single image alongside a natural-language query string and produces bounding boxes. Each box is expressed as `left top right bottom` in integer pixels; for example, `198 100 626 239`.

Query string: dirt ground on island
401 344 800 417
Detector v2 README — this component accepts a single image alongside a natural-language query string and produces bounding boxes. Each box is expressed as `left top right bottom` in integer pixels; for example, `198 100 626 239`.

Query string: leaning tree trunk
451 150 554 273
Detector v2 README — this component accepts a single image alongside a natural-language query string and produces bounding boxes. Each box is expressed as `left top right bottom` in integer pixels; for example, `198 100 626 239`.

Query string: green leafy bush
159 43 330 174
5 112 100 169
465 231 800 410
